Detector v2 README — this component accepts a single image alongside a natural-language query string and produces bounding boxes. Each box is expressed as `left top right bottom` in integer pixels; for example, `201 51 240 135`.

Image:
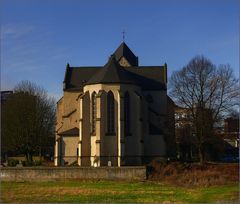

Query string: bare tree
170 56 239 164
2 81 56 162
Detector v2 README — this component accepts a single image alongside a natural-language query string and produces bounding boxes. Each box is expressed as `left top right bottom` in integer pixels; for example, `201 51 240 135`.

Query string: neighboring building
175 106 192 130
223 117 239 148
175 105 239 161
1 91 13 104
174 105 214 160
55 42 176 166
175 105 214 142
174 106 196 160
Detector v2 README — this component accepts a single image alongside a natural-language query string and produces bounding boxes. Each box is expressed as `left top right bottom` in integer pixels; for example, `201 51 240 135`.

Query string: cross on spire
122 30 126 42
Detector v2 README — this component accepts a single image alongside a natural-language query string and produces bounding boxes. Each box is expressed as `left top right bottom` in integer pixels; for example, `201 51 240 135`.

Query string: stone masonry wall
0 166 146 181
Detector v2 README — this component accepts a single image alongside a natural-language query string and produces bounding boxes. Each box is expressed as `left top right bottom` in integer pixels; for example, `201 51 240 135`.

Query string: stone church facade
54 42 175 166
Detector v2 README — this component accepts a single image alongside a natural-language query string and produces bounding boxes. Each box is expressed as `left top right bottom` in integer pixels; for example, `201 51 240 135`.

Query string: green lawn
1 180 239 203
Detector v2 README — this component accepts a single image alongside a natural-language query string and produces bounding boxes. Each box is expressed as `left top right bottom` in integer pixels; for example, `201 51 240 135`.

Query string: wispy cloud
1 24 34 40
2 23 68 71
1 23 69 99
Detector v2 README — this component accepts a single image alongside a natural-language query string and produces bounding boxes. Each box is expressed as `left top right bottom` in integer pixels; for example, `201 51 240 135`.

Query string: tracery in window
107 91 115 135
124 92 131 136
91 92 96 135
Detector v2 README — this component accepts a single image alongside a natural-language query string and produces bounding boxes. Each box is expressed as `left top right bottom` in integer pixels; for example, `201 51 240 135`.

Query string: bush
148 161 239 187
7 159 19 167
22 160 42 166
21 161 29 166
33 160 42 166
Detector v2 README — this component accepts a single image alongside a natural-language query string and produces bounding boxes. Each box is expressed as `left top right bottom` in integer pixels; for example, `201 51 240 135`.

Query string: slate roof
63 65 166 91
63 43 167 91
125 66 167 85
113 42 138 66
63 66 100 90
86 55 137 85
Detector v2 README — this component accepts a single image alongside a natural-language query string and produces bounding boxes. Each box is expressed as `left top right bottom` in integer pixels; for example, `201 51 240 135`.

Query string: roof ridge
69 66 102 68
127 66 164 68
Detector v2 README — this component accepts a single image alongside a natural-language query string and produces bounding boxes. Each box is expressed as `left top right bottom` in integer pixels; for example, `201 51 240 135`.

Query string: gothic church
55 42 175 166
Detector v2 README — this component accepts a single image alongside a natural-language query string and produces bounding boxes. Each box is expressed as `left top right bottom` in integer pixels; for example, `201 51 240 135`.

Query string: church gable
119 56 131 67
113 42 138 67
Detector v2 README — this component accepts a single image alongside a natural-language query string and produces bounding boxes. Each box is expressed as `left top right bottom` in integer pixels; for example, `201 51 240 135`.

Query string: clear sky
1 0 239 100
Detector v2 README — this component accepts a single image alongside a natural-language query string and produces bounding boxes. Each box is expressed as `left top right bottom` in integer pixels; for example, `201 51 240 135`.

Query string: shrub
7 159 19 167
21 160 42 166
33 160 42 166
148 161 239 187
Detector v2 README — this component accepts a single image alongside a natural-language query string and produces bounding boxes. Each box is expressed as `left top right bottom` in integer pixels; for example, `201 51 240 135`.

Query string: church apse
54 42 175 166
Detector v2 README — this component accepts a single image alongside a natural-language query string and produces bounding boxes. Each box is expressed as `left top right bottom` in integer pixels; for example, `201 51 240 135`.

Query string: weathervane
122 29 126 42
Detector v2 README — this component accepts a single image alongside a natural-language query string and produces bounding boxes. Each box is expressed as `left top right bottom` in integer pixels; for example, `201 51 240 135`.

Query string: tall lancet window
124 92 131 136
91 92 97 135
107 91 115 135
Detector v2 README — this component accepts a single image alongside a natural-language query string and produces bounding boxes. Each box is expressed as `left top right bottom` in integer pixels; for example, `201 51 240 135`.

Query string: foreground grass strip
1 180 239 203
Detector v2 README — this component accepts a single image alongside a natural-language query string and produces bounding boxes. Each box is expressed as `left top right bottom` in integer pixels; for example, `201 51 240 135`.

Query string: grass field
1 180 239 203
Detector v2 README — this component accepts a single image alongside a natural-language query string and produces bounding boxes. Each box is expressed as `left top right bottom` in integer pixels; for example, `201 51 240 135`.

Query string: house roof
113 42 138 66
58 127 79 136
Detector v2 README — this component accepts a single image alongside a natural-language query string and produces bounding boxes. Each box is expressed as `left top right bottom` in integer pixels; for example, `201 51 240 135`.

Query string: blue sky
1 0 239 100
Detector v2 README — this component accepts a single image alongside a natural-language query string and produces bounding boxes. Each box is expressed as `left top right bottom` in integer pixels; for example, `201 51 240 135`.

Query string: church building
54 42 175 166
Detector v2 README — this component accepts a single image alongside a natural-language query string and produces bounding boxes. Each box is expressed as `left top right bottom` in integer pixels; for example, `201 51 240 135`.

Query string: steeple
113 42 138 67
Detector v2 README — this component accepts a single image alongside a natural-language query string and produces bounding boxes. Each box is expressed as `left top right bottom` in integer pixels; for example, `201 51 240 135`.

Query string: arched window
107 91 115 135
124 92 131 136
91 92 96 135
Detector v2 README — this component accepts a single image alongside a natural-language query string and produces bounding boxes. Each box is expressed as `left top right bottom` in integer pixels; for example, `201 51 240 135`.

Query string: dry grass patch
148 161 239 187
